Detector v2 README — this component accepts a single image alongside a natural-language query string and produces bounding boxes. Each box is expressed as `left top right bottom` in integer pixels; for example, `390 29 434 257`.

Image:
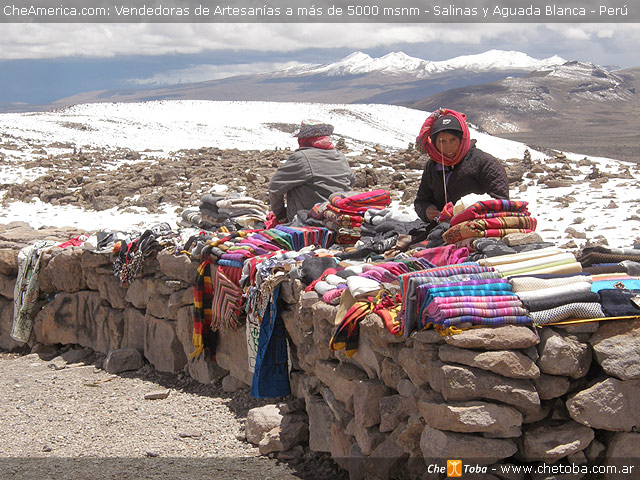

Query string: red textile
298 136 334 149
415 108 471 167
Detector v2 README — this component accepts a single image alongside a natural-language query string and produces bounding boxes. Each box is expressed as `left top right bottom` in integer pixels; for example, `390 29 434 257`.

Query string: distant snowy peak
285 50 566 78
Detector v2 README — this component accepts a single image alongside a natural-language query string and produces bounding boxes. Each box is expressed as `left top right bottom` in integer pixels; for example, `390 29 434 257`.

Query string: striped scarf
190 258 218 360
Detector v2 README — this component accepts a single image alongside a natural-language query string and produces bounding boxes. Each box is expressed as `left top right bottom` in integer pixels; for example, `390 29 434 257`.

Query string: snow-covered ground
0 100 637 248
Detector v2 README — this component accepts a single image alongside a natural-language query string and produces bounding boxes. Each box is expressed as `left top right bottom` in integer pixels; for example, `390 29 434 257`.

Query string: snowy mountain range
283 50 565 77
50 49 567 108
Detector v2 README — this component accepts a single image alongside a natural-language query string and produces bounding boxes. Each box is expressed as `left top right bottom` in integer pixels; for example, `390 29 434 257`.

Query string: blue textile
250 286 291 398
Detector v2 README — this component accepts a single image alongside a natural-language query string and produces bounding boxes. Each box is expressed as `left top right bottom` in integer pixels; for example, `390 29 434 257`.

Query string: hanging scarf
190 258 218 360
415 107 471 167
298 136 334 149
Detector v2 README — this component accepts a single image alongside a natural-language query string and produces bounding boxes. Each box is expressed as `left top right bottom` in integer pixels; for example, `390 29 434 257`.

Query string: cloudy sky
1 22 639 106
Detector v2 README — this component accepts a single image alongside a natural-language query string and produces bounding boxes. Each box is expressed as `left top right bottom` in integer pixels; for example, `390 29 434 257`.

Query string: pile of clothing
477 246 582 276
197 194 269 229
398 263 531 335
441 199 536 245
509 273 604 325
308 189 391 245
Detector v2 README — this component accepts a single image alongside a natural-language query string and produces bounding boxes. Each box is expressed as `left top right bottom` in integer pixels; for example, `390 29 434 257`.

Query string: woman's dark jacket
413 140 509 222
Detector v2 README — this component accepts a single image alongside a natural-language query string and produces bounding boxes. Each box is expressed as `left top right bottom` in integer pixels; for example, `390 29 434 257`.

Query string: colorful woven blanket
442 216 537 244
449 199 530 226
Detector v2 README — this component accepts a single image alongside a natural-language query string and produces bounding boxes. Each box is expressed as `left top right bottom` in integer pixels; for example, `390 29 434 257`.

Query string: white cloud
128 60 308 85
0 23 638 70
0 23 582 59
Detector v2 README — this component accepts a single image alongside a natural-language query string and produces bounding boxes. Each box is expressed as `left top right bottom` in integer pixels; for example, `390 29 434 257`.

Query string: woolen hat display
295 119 334 138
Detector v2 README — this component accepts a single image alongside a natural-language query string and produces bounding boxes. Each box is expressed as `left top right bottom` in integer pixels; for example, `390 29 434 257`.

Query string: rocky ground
0 347 347 480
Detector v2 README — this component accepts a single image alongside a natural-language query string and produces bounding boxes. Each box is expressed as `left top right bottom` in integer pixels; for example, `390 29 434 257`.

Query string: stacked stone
0 236 226 383
2 233 640 478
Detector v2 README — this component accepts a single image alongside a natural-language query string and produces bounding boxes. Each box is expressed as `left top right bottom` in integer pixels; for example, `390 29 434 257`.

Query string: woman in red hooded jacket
413 108 509 223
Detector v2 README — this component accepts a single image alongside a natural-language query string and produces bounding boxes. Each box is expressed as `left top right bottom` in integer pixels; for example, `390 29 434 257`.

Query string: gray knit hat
294 119 334 138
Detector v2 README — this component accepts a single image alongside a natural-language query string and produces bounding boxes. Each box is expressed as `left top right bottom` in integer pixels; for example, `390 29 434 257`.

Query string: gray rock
397 343 439 389
125 279 149 309
319 386 351 426
314 360 367 410
330 422 354 470
122 306 146 352
96 274 128 310
411 329 446 344
104 348 144 373
604 432 640 480
502 232 544 246
144 389 170 400
590 319 640 380
0 247 19 276
364 422 409 480
537 328 591 379
38 247 86 293
379 394 414 433
395 414 424 457
34 291 123 354
522 420 594 462
258 422 309 455
566 377 640 431
353 379 390 428
439 344 540 379
440 365 540 416
216 323 252 386
0 298 23 350
397 378 417 397
444 325 539 350
306 395 333 452
345 417 386 456
221 374 248 392
380 357 408 391
533 373 571 400
144 314 187 373
584 439 606 462
420 425 518 465
188 354 227 385
156 250 197 284
0 273 15 299
418 397 523 437
246 404 284 444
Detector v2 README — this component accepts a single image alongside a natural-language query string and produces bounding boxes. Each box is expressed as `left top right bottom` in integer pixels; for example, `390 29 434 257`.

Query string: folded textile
598 289 640 317
437 315 532 328
578 246 640 267
449 199 530 226
443 216 537 244
530 302 605 325
591 277 640 293
583 263 630 275
413 244 469 267
329 189 391 215
515 281 594 303
491 253 577 275
523 290 599 312
510 274 593 293
478 246 562 267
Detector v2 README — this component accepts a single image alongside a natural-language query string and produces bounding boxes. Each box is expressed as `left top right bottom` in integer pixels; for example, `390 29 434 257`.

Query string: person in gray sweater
413 110 509 223
269 120 355 222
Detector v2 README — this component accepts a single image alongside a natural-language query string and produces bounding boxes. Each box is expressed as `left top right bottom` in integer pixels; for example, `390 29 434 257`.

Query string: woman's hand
426 205 440 221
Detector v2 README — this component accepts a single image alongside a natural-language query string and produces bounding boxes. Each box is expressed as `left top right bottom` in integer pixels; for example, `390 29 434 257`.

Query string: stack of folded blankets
441 199 537 245
398 263 531 335
477 246 582 276
308 189 391 245
199 194 269 228
577 245 640 267
509 273 604 325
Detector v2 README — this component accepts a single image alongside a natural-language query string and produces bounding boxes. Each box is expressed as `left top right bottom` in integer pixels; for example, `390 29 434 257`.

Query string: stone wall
1 240 640 479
